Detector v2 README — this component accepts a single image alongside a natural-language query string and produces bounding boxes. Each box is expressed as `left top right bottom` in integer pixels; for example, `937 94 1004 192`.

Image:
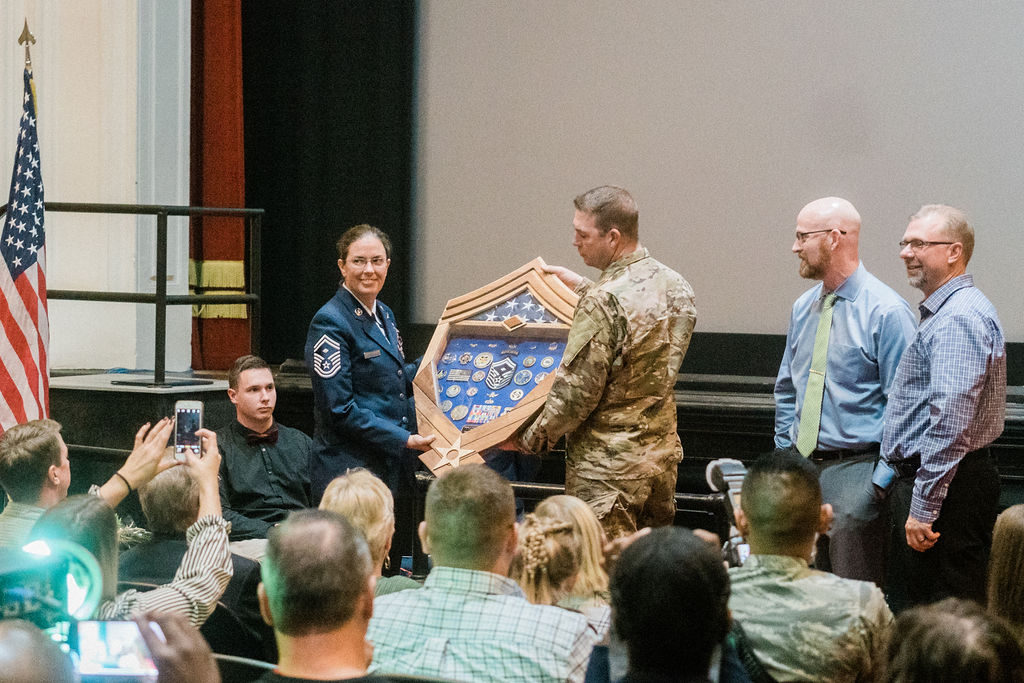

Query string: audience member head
988 504 1024 638
0 619 75 683
0 419 68 507
420 464 516 573
611 527 730 679
226 354 276 431
511 508 580 605
876 597 1024 683
737 451 831 559
320 468 395 573
534 494 609 598
138 466 199 535
260 509 373 637
29 494 119 602
573 185 639 241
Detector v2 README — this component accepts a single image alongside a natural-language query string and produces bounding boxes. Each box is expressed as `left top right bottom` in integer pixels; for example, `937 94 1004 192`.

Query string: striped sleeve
98 515 232 627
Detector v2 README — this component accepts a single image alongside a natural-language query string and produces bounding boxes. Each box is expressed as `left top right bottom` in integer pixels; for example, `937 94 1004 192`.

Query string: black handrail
0 201 263 385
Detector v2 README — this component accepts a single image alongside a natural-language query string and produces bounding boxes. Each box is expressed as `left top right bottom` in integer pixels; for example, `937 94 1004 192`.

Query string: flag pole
18 19 35 70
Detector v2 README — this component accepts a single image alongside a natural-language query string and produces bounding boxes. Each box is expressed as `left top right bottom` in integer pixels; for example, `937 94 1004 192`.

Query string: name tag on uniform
363 349 382 359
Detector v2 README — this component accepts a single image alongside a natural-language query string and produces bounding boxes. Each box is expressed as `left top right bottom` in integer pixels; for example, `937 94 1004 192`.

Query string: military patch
442 352 456 364
540 356 555 368
445 385 462 398
522 355 537 368
509 388 524 401
447 368 471 382
467 404 502 425
471 370 486 382
501 343 519 356
485 357 517 390
459 352 473 364
313 335 342 378
513 369 533 385
467 387 479 397
548 342 558 351
436 369 446 379
534 372 548 384
450 404 469 421
473 352 494 368
440 400 453 412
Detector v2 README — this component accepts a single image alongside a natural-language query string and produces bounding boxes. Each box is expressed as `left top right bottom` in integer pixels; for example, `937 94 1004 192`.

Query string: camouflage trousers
566 466 677 540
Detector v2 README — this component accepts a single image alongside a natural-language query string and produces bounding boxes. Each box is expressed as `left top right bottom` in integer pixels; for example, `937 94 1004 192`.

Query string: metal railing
1 202 263 385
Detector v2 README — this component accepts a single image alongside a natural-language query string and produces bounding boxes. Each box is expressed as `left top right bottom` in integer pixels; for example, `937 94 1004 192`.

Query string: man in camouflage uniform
729 451 892 683
517 186 696 538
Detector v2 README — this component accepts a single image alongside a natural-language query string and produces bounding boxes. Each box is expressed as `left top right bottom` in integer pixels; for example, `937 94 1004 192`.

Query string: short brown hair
573 186 639 240
336 224 392 262
262 509 373 636
0 419 63 502
227 354 271 390
424 464 515 570
911 204 974 264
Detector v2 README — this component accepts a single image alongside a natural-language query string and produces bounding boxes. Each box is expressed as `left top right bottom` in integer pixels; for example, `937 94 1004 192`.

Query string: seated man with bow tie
215 354 312 561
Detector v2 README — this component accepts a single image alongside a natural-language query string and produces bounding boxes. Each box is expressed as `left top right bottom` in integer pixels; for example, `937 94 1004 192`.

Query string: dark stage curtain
242 2 417 364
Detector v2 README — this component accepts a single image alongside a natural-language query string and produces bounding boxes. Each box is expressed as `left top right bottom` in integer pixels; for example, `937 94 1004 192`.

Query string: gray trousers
814 452 888 585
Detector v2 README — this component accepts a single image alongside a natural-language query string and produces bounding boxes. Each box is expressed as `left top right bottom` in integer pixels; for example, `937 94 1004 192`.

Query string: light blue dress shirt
775 263 917 451
881 274 1006 523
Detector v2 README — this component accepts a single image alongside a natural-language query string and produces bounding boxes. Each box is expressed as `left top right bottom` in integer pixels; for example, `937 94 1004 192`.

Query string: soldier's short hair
573 186 639 241
336 224 393 262
0 419 63 503
740 451 822 549
262 509 373 636
227 354 271 390
612 527 729 678
424 464 515 570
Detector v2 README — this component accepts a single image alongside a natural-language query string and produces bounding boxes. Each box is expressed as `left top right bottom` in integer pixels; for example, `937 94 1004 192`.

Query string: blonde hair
988 504 1024 640
319 468 394 570
537 495 609 598
512 511 580 605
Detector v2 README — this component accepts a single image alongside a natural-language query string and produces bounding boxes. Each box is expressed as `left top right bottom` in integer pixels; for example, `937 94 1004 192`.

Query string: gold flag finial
18 19 35 69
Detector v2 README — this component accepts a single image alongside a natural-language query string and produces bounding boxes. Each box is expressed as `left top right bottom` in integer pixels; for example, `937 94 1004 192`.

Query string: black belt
888 447 991 480
810 444 879 462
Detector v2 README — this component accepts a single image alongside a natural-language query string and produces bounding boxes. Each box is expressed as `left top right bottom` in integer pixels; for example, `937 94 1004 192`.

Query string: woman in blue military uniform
304 225 434 517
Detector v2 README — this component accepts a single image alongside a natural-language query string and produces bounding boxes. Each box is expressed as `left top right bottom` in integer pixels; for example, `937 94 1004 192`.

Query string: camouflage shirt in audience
728 554 892 683
519 247 696 480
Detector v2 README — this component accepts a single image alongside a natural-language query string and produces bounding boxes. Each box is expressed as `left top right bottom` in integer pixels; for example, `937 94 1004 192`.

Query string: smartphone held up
173 400 203 462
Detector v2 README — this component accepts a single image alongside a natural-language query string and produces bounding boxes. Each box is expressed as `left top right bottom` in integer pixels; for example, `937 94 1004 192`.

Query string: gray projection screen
412 2 1022 343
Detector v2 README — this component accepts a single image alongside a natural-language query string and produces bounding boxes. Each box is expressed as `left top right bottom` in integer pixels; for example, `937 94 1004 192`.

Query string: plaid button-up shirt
882 274 1006 523
368 566 596 682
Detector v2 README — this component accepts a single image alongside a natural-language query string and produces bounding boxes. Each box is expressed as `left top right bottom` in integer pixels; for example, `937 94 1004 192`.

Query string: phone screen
175 407 202 456
75 620 158 678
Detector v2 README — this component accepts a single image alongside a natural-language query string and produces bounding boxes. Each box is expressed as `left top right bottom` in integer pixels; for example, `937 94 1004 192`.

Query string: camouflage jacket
519 247 696 479
728 554 893 683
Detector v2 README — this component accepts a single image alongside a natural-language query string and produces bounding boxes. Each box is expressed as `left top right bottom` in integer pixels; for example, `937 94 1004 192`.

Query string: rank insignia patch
485 357 517 390
313 335 342 378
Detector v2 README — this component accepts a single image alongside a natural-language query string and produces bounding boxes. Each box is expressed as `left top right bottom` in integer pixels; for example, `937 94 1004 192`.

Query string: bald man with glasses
774 197 916 585
882 204 1006 609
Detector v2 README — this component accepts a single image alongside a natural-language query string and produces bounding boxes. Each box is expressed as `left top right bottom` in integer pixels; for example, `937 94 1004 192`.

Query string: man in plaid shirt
367 465 596 682
882 204 1006 609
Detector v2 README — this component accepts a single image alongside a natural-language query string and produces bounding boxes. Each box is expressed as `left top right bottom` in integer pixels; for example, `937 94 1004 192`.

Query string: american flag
0 66 48 433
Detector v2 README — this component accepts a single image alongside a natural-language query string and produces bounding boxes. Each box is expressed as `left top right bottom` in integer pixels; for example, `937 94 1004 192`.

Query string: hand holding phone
75 620 158 681
174 400 204 463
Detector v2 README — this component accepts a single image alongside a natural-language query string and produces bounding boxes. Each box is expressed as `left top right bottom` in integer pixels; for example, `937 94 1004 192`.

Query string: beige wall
413 2 1023 341
1 0 191 370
